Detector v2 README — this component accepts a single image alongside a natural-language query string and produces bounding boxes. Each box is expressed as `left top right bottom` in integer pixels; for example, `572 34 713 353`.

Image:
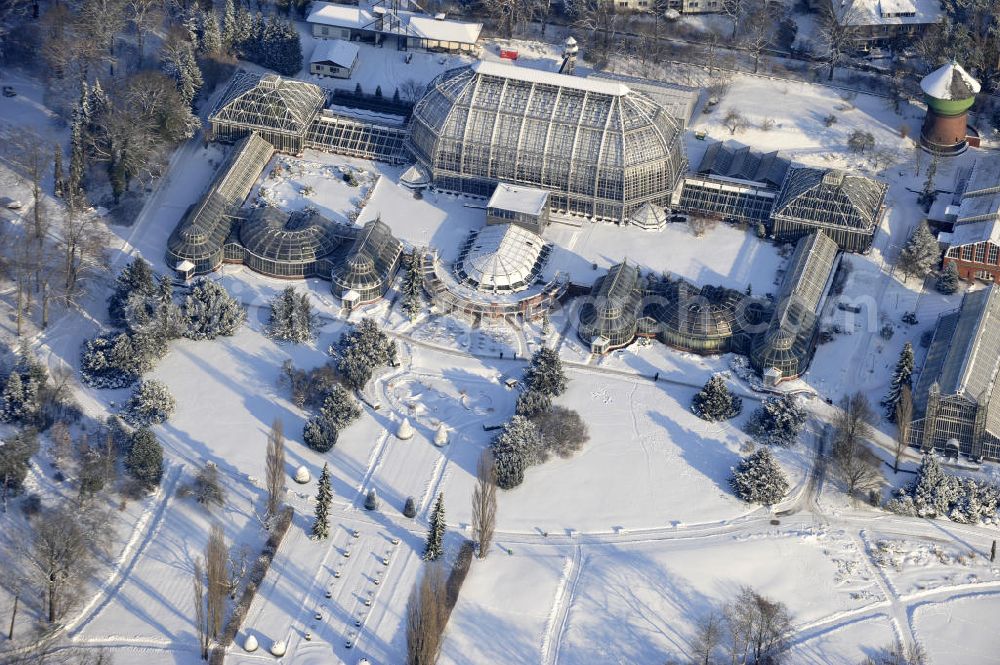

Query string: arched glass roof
456 224 546 292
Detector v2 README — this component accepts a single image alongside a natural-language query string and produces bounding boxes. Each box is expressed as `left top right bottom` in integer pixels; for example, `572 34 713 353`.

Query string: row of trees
888 453 1000 524
492 348 589 489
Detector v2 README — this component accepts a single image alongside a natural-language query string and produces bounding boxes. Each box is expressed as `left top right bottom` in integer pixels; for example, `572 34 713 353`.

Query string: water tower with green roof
920 61 981 155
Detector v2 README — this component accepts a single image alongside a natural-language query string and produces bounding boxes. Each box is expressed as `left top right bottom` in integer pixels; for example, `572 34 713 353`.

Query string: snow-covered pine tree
730 447 789 505
423 492 445 560
200 9 223 56
514 389 551 418
897 221 940 280
935 261 960 294
909 453 948 517
267 287 316 343
692 375 743 422
0 429 40 500
109 257 158 328
401 251 423 321
0 371 27 423
303 416 338 453
882 342 914 421
122 379 177 427
524 347 567 397
311 463 332 539
319 386 361 431
153 276 186 341
745 394 807 447
179 43 204 108
221 0 237 53
126 428 164 488
183 279 246 340
403 496 417 518
490 415 544 489
334 318 396 390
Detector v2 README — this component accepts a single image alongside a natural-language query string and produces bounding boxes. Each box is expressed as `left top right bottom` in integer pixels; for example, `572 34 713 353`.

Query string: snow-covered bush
490 415 544 489
301 386 360 452
888 453 1000 524
182 279 246 340
403 496 417 518
523 347 566 397
80 331 165 389
126 427 164 489
364 488 379 511
121 379 176 427
333 318 397 390
267 287 317 343
303 417 338 453
692 375 742 421
744 395 806 447
178 463 226 507
730 447 789 506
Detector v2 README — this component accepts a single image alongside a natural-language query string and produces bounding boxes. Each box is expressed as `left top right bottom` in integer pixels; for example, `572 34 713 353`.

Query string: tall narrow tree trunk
7 593 17 640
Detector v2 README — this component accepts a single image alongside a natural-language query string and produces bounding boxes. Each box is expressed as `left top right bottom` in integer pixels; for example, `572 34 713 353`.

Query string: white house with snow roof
828 0 944 49
309 39 359 78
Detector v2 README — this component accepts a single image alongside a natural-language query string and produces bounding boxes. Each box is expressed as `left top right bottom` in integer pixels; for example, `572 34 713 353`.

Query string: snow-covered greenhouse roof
408 60 687 223
771 168 887 233
456 223 547 292
167 133 275 274
578 260 644 348
644 279 748 341
920 61 981 100
915 285 1000 410
331 218 403 298
210 73 326 137
240 207 345 265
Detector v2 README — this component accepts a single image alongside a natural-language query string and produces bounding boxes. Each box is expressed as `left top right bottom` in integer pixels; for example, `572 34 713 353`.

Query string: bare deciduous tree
205 524 227 640
740 0 776 74
265 418 285 522
832 392 883 499
691 609 724 665
471 450 497 560
406 562 448 665
481 0 545 38
193 557 209 660
725 586 793 664
723 109 748 135
816 2 862 81
893 385 912 474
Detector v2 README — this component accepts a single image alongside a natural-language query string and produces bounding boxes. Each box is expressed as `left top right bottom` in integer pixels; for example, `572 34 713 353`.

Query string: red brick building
939 157 1000 283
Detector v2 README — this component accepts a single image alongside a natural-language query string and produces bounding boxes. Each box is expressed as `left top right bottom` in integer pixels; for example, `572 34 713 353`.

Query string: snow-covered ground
6 35 1000 665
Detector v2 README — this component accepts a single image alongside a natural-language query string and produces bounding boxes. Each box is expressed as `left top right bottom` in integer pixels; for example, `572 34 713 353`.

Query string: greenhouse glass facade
577 261 644 351
409 61 687 223
331 218 403 304
236 207 347 279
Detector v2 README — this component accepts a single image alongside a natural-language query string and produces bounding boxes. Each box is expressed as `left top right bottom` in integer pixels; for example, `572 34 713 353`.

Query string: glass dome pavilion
408 61 687 224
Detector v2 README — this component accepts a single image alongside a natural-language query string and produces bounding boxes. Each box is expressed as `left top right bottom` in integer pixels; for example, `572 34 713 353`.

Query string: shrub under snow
730 447 789 506
182 279 246 340
744 395 807 447
692 375 743 422
121 379 176 427
80 332 165 389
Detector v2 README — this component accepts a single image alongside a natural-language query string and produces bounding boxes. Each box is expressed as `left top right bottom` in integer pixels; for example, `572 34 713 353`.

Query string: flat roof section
487 183 550 217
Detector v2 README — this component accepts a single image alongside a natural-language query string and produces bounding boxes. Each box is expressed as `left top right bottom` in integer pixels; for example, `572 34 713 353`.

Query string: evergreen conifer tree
221 0 237 52
0 372 27 423
423 492 445 560
935 261 960 294
401 251 423 321
882 342 914 420
311 463 332 539
109 257 158 328
403 495 417 518
364 487 379 511
692 375 742 421
126 428 164 488
490 415 543 489
200 9 223 55
897 221 940 280
268 287 316 343
745 394 806 446
182 279 246 340
524 347 566 397
730 447 789 505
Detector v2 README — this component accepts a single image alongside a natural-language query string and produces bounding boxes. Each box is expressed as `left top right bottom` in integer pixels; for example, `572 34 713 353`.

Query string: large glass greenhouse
577 261 644 352
643 278 753 355
236 207 347 279
210 73 327 154
331 218 403 305
770 168 887 252
167 133 276 275
750 231 839 383
455 223 549 293
409 61 688 223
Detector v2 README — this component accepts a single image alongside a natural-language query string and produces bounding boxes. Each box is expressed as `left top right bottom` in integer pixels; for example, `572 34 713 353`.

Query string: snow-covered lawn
250 154 379 222
788 616 897 665
914 594 1000 664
